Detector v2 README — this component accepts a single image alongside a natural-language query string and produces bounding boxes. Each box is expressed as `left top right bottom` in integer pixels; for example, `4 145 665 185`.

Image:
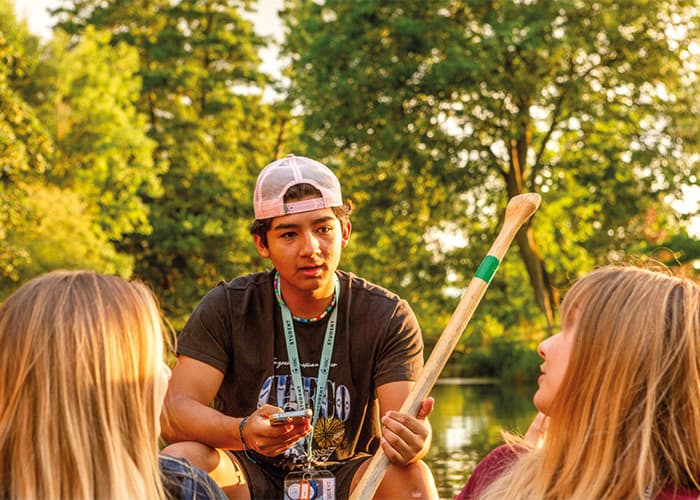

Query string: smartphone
269 408 313 426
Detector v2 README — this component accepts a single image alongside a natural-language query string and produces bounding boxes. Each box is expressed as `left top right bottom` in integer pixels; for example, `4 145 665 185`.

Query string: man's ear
341 220 352 249
253 234 270 258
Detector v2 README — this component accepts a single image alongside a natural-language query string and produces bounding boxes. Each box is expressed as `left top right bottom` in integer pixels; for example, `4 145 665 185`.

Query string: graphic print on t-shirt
257 359 351 469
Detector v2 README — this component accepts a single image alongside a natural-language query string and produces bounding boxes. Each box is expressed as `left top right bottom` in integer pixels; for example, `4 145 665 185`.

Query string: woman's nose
537 331 561 359
537 336 551 359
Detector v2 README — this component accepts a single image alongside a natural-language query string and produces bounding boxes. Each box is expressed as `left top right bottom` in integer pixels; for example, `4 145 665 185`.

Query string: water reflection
424 380 537 499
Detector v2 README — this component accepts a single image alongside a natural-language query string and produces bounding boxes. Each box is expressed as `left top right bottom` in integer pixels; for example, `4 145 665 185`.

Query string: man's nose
300 232 321 255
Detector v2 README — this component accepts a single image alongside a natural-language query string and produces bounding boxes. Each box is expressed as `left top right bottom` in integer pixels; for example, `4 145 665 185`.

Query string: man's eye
281 232 296 239
317 226 332 233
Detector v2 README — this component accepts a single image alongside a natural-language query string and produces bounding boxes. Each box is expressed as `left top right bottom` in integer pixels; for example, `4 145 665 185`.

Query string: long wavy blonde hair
482 265 700 499
0 270 168 499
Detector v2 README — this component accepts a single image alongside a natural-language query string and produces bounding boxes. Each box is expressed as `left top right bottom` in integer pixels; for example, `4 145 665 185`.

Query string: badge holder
283 468 335 500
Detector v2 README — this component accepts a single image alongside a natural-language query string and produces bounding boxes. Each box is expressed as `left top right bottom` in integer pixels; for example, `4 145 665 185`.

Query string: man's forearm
161 397 243 450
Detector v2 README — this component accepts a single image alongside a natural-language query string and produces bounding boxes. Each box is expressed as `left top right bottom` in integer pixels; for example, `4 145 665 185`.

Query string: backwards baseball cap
253 154 343 219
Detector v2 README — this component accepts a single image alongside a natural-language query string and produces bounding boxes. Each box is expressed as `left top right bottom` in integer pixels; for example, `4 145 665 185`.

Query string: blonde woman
0 270 226 500
456 265 700 500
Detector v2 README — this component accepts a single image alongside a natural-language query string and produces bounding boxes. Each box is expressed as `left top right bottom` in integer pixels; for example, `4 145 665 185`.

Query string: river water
423 380 537 499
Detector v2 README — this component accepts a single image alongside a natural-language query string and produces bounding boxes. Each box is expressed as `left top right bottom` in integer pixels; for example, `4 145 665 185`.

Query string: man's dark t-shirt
177 269 424 471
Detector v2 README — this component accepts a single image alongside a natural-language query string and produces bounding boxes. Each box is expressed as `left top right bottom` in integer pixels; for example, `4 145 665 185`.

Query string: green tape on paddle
475 255 500 283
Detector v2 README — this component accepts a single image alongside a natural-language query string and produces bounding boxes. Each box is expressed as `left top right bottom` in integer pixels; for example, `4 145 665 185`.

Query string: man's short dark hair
250 183 352 248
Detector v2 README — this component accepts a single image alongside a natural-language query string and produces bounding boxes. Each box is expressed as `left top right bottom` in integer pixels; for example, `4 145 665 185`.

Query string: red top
454 445 520 499
455 444 700 500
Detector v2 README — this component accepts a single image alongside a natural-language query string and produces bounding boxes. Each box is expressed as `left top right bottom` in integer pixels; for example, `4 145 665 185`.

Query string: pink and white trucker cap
253 154 343 219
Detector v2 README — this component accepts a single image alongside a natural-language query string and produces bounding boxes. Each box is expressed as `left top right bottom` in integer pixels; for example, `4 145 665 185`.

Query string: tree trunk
515 223 557 332
506 124 558 331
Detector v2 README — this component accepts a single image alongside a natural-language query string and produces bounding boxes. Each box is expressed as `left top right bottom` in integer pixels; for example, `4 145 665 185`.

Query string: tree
54 0 285 324
3 183 133 292
281 0 700 334
37 27 160 242
0 5 53 290
281 1 479 336
1 3 142 297
0 0 41 100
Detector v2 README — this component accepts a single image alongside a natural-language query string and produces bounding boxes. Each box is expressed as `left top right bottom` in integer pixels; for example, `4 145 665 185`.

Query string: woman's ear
253 234 270 258
341 220 352 248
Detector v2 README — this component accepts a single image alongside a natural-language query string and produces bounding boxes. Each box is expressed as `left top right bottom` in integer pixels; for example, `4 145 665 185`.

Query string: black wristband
239 416 257 464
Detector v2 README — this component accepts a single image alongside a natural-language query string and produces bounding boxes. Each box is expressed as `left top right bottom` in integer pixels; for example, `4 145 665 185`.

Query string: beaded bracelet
238 416 257 464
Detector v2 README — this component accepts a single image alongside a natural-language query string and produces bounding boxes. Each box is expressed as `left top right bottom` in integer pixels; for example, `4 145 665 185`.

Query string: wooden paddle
349 192 542 500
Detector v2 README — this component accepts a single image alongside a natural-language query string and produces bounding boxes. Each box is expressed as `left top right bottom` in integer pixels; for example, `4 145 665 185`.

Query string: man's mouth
299 265 323 275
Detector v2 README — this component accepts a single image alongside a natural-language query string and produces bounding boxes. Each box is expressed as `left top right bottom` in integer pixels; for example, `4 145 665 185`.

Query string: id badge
283 469 335 500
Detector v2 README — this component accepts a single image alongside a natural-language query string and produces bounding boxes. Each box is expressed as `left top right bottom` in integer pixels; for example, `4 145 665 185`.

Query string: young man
161 155 438 499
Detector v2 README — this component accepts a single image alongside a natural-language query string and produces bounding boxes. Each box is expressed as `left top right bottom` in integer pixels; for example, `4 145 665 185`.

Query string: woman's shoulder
657 487 700 500
454 444 521 500
159 454 227 500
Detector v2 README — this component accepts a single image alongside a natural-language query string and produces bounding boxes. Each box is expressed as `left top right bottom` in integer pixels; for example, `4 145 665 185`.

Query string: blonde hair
0 270 168 499
482 265 700 499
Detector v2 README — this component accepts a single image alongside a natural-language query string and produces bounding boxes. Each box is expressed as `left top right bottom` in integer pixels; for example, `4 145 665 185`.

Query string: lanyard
278 273 340 462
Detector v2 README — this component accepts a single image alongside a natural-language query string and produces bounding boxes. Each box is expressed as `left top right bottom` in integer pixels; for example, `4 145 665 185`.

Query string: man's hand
379 397 434 465
240 405 312 457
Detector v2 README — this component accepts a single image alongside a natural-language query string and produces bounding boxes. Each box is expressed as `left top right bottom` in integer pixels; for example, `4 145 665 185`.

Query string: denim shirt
159 454 227 500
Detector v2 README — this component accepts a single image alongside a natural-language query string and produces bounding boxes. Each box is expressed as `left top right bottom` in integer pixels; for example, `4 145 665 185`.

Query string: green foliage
39 27 160 241
1 183 132 299
0 11 54 288
130 109 277 325
0 0 41 97
282 1 475 333
0 19 51 182
1 4 154 296
446 336 541 386
2 0 699 360
53 0 282 324
280 0 700 342
444 260 546 384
